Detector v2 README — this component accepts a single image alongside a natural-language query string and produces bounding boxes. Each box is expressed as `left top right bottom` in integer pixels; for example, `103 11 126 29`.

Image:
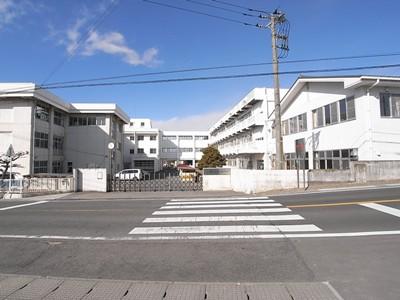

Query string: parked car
115 169 147 180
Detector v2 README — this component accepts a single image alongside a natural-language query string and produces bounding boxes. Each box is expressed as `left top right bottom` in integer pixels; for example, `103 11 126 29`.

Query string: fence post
168 173 171 191
296 160 300 188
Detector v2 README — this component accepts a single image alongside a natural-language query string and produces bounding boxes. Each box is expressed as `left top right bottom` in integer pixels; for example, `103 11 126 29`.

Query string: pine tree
197 146 226 170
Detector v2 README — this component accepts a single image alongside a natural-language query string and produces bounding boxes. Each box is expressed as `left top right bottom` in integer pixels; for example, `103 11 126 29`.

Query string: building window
180 148 193 152
347 97 356 119
195 147 204 152
34 132 49 148
140 122 145 127
130 149 135 154
137 135 144 141
339 99 347 121
313 148 357 170
129 122 134 126
150 135 157 141
34 160 48 173
179 136 193 140
88 116 96 125
150 148 156 154
52 161 62 173
195 136 208 140
96 116 106 125
54 110 64 126
53 136 63 155
35 105 49 122
313 97 355 129
67 162 73 173
324 105 331 125
285 153 309 170
380 93 400 118
129 136 135 141
330 102 338 124
162 148 177 153
137 148 144 154
162 135 177 140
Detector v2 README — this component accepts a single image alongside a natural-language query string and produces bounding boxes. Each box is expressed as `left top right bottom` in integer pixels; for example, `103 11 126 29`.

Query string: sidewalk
0 273 343 300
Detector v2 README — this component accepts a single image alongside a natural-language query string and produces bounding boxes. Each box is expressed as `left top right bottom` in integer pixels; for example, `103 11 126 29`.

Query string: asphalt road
0 186 400 299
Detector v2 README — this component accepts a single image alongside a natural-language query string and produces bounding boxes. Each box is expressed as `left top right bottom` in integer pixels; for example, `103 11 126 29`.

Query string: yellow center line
287 199 400 208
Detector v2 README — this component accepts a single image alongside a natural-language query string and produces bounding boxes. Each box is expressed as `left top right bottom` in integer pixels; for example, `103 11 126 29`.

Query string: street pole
270 11 284 169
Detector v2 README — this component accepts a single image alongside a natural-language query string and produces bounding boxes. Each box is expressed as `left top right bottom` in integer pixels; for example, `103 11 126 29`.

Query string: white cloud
152 111 227 131
0 0 35 30
56 2 159 67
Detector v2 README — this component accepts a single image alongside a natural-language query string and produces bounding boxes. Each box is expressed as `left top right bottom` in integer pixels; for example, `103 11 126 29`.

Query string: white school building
210 76 400 170
123 119 209 172
0 83 129 176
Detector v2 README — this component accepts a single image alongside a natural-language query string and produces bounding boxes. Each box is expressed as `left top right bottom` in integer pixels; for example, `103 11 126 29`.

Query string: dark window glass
129 136 134 140
130 149 134 154
333 150 340 157
138 135 144 141
324 105 331 125
341 149 349 158
320 160 326 169
326 159 333 169
339 99 347 121
380 93 391 117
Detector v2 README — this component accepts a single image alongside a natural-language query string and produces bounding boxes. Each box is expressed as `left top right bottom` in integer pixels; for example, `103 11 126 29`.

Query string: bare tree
0 151 28 179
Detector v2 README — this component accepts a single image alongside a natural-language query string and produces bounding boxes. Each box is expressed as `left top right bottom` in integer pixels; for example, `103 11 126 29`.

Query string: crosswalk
129 196 322 240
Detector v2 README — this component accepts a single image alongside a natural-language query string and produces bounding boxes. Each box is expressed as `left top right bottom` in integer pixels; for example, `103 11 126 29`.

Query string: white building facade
0 83 129 177
276 76 400 170
209 88 286 170
210 76 400 170
124 119 209 172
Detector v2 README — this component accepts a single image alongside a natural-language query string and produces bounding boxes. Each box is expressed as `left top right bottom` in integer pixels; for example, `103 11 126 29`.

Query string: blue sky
1 0 400 129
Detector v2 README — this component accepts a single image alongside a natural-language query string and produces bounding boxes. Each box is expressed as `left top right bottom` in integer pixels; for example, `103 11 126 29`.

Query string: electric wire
211 0 271 14
40 52 400 88
184 0 259 17
142 0 260 27
18 62 400 92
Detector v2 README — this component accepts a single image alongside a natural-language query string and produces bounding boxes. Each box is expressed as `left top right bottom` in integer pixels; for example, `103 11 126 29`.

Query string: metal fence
110 173 203 192
0 177 74 194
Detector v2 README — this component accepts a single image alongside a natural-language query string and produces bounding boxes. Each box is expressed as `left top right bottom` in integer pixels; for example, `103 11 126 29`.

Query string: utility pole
259 10 289 169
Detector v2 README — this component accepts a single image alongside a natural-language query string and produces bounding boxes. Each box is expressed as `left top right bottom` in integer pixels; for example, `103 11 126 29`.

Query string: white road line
360 202 400 218
0 201 48 211
166 200 275 205
143 215 305 223
170 197 269 202
2 230 400 241
161 203 282 209
129 224 322 235
153 208 292 215
319 186 376 192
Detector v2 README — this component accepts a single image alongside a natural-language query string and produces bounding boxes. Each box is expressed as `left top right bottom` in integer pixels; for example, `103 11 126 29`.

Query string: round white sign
107 142 115 150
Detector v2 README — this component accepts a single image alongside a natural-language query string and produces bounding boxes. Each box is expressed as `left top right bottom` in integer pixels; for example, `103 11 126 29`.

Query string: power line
211 0 270 14
184 0 259 18
41 52 400 87
40 0 121 85
28 62 400 91
142 0 259 27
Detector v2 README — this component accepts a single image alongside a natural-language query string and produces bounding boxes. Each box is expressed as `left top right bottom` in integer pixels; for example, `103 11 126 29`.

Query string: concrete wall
308 169 352 182
75 168 107 192
309 161 400 183
203 168 306 194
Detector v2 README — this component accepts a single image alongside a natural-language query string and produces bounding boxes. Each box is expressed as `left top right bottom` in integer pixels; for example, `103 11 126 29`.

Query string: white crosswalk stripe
143 215 305 223
160 203 282 209
129 197 322 240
